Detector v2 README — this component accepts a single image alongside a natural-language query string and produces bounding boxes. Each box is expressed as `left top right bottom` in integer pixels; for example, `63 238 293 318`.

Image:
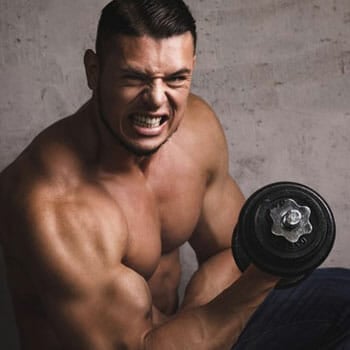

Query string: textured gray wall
1 0 350 348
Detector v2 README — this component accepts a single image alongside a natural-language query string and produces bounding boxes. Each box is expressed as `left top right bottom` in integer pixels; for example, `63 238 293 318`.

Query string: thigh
233 268 350 350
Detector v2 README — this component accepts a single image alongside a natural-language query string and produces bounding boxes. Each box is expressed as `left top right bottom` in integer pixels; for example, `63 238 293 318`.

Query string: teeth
132 114 163 128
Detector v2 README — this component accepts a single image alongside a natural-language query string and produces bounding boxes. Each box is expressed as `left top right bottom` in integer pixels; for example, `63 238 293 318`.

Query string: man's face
95 32 196 156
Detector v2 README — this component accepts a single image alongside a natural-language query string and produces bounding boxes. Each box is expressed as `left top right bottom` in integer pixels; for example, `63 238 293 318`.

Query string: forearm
144 266 278 350
181 249 241 309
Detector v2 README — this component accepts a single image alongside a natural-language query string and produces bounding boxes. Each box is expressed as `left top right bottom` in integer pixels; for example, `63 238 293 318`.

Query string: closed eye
119 68 192 88
165 75 190 87
122 75 148 86
119 69 149 86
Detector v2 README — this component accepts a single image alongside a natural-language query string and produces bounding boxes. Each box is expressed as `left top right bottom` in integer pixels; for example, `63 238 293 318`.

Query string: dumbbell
232 182 336 288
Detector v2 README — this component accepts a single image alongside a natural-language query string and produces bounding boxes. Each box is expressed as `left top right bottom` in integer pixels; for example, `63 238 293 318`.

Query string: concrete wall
1 0 350 348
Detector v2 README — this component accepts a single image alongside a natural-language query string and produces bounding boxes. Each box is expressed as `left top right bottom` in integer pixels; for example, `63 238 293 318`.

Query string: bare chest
102 162 207 279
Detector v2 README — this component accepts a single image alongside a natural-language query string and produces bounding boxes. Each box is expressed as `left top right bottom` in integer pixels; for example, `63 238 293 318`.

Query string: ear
84 49 99 90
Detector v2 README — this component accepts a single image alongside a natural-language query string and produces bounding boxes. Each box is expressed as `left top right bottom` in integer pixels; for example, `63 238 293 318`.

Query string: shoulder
1 115 86 203
177 93 230 181
1 169 128 289
185 93 228 151
186 93 221 127
0 122 77 230
0 126 128 264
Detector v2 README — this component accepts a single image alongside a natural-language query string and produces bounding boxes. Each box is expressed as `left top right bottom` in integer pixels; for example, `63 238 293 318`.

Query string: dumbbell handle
270 198 313 243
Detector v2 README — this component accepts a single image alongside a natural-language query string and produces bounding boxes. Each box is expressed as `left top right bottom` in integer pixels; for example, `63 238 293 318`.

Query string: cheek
103 85 140 110
173 89 191 112
99 72 133 103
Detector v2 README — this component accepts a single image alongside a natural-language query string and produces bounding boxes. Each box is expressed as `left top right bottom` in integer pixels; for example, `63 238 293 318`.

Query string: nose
143 79 167 109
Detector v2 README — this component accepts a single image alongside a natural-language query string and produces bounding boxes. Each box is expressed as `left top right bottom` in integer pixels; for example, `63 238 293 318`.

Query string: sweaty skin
0 33 278 350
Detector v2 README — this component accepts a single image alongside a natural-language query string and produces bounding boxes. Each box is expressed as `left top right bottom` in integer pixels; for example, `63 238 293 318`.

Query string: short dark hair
95 0 197 58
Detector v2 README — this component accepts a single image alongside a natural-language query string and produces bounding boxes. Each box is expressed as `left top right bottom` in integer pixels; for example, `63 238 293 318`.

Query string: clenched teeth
132 114 165 128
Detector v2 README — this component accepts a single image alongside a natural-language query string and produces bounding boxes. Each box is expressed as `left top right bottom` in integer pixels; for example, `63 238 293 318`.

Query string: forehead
104 32 195 73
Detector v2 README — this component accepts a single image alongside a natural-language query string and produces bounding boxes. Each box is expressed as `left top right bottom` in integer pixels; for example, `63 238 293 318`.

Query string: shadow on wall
0 246 20 350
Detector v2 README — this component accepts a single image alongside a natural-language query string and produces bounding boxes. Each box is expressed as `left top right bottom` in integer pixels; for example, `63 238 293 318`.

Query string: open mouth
131 114 168 129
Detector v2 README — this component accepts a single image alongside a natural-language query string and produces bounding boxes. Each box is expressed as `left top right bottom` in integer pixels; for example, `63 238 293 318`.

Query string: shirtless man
1 1 349 349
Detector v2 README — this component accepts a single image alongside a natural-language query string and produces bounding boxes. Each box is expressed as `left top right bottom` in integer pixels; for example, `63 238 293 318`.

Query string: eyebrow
167 68 192 77
119 67 192 78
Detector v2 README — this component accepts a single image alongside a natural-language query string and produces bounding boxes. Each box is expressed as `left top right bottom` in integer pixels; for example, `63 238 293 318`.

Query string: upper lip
130 112 169 119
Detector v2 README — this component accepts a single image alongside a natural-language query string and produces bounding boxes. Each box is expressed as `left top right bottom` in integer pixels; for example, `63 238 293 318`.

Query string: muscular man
0 1 349 349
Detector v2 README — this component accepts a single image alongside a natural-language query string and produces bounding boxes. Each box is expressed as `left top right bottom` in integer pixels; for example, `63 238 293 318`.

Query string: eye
121 73 148 86
165 75 188 87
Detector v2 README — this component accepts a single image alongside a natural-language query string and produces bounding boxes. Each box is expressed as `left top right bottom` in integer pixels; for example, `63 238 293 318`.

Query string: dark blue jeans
233 268 350 350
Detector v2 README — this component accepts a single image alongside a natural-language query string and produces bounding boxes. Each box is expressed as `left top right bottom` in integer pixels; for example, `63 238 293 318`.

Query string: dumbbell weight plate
232 182 336 288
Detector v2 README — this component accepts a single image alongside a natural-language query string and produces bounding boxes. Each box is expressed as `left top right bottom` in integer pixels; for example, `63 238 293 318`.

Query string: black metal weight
232 182 336 288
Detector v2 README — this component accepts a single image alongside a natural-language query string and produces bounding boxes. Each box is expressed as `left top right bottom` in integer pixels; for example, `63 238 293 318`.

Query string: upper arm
19 186 153 350
188 96 245 263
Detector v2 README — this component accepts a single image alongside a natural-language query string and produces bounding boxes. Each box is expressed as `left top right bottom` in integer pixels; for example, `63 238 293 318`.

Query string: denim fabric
233 268 350 350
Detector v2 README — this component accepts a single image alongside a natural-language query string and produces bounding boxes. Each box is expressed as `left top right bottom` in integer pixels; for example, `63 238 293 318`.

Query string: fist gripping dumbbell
232 182 336 288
